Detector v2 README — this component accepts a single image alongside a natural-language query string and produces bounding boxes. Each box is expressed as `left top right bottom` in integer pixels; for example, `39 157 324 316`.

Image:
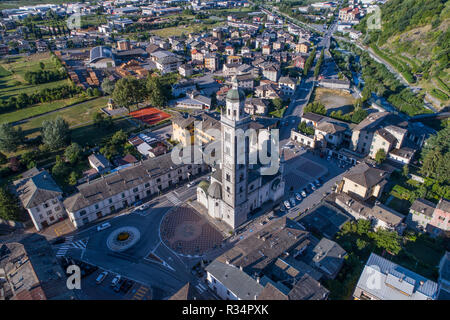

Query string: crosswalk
132 285 149 300
55 236 73 257
166 192 182 206
55 236 88 257
195 283 207 294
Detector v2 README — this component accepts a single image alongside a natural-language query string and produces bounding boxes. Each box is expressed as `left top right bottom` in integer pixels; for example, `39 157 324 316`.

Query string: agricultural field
0 52 70 100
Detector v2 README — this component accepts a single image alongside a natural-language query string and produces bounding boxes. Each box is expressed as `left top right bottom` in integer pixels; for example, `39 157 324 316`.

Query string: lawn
3 96 89 125
0 52 70 100
151 21 224 37
269 107 286 118
16 96 110 139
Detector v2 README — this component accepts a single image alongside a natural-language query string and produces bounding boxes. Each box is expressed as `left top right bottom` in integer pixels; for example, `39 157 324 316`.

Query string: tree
351 107 368 124
375 148 386 164
68 171 78 186
52 155 69 182
402 164 409 177
0 152 6 164
41 117 70 151
39 61 45 70
101 78 115 95
0 187 22 221
0 123 24 153
64 142 82 164
356 219 371 235
146 76 169 108
272 98 284 110
112 77 145 109
304 102 326 115
370 229 401 255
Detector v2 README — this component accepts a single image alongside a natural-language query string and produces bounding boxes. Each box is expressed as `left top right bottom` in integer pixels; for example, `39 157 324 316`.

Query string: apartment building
63 153 208 228
13 168 65 232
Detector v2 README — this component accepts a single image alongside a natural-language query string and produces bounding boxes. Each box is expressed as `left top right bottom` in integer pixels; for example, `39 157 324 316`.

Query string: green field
2 96 88 125
0 52 69 100
16 96 110 139
151 21 224 38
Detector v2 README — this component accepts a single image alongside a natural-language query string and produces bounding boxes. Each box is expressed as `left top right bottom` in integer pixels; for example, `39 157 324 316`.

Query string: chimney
256 276 260 283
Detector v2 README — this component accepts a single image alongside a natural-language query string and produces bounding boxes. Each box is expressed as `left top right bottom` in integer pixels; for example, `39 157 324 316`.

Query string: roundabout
106 226 141 252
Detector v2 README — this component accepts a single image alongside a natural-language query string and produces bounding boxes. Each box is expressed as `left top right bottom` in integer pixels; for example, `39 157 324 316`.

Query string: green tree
41 117 70 151
146 76 169 108
304 102 326 115
101 78 115 95
402 164 409 177
68 171 79 186
64 142 82 164
52 155 69 182
112 77 145 110
351 107 368 124
370 229 401 255
0 152 6 164
0 187 22 221
0 123 24 153
375 149 387 164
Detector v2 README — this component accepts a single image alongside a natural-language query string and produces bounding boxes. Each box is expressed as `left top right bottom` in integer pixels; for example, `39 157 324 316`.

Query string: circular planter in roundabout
106 226 141 252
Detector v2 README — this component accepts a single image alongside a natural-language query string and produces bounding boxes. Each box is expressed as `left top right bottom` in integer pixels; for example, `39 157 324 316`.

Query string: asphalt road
61 176 207 299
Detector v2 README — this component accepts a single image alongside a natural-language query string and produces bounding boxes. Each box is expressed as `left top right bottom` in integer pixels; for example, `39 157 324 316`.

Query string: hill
357 0 450 109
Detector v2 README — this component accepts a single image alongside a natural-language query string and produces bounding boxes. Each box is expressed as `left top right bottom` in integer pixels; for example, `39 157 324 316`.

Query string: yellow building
295 42 310 54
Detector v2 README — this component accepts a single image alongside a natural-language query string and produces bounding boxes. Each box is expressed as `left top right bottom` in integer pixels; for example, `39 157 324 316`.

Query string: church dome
208 182 222 199
226 76 245 101
226 87 245 101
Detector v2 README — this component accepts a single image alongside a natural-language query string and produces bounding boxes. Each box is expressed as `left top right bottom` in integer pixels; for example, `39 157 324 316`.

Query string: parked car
284 200 291 209
113 278 124 292
295 192 302 201
290 198 296 207
111 275 121 287
301 190 307 197
96 271 108 284
309 183 316 191
315 180 321 187
97 222 111 232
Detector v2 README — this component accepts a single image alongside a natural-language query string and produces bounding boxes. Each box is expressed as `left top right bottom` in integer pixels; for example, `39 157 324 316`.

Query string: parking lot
298 202 351 238
279 144 354 218
60 256 151 300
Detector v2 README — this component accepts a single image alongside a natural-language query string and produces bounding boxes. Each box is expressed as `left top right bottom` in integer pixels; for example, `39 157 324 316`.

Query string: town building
63 153 208 229
13 168 65 232
353 253 438 300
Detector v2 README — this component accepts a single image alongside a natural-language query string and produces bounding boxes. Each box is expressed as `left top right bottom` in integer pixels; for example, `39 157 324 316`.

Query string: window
168 173 171 178
43 203 49 208
39 214 43 219
95 204 99 210
49 216 55 222
109 199 113 204
145 183 150 188
133 188 138 193
156 178 161 183
122 193 125 198
79 210 87 216
46 210 52 215
55 206 61 211
227 186 230 193
52 199 58 204
36 207 40 212
226 173 231 182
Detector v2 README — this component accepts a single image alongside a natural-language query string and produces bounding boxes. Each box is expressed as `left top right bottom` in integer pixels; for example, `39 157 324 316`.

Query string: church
197 77 285 230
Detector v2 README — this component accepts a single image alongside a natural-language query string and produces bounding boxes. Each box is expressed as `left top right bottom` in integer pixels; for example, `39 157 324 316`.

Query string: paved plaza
160 206 224 257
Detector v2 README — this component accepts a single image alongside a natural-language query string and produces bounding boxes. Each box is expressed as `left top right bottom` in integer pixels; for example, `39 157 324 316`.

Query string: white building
13 169 65 231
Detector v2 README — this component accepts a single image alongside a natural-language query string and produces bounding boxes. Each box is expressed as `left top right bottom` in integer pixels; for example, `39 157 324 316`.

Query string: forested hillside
357 0 449 108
